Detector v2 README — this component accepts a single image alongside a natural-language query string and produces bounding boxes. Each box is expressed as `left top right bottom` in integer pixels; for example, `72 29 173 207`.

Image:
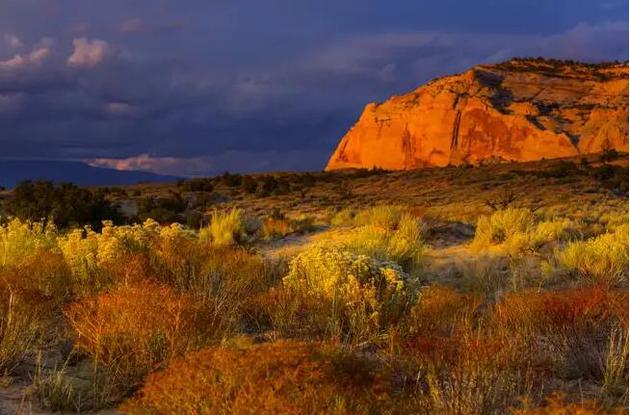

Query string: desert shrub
539 161 582 179
159 246 272 337
387 214 426 271
122 340 389 415
199 209 246 246
513 393 617 415
290 215 317 234
65 281 214 390
589 164 628 193
493 286 627 381
262 217 293 239
473 208 534 249
4 180 122 229
0 218 58 269
241 175 258 193
0 284 50 373
400 330 538 415
318 216 424 274
331 208 356 227
278 245 419 342
178 178 214 192
0 251 72 302
353 205 406 229
34 362 82 412
553 224 628 285
472 209 575 254
394 292 542 414
58 219 163 294
456 254 511 295
136 194 186 223
406 286 480 337
257 176 280 196
602 327 629 400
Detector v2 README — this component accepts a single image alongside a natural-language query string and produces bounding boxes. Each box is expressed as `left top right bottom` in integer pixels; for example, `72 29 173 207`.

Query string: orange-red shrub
494 286 627 335
0 250 71 301
122 340 391 415
65 281 214 388
493 286 628 380
406 286 480 337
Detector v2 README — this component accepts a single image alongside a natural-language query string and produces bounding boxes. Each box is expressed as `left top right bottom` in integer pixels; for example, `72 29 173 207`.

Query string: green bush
4 180 122 229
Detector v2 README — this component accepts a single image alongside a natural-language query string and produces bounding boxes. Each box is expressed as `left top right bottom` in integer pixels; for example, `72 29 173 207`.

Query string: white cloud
0 46 50 69
87 150 329 176
89 153 181 173
67 37 110 68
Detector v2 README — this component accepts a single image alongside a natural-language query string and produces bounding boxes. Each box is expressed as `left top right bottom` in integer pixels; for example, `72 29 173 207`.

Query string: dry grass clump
0 285 49 373
391 285 536 414
122 340 389 415
553 224 628 286
353 205 407 229
261 217 293 239
389 284 629 414
472 208 575 255
330 207 356 226
65 281 214 391
398 329 538 415
317 214 425 274
160 246 274 337
33 362 81 412
276 245 419 342
200 209 243 245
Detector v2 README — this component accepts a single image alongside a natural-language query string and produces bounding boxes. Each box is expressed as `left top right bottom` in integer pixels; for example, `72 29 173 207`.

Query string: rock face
326 59 628 171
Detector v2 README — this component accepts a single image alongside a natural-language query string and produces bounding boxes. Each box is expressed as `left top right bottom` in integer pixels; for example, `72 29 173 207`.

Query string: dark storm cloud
0 0 627 175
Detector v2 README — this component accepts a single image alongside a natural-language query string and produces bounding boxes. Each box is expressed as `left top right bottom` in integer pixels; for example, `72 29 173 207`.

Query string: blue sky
0 0 627 175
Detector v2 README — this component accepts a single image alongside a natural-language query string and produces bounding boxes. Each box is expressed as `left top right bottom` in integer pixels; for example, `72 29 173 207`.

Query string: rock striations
325 59 628 171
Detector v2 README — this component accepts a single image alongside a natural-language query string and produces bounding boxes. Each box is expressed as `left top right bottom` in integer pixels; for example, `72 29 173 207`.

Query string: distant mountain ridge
326 58 629 171
0 160 179 188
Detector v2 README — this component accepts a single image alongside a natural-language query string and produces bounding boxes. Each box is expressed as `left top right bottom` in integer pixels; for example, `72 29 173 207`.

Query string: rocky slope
326 59 628 170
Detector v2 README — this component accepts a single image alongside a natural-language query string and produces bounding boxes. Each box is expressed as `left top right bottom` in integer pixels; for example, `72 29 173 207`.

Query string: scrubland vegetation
0 155 627 414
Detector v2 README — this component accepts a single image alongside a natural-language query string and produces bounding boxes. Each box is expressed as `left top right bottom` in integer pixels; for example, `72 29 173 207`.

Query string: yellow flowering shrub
58 219 194 293
0 218 58 268
280 245 419 341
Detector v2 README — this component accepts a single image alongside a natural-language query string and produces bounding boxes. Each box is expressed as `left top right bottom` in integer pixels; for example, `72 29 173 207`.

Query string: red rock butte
325 58 629 171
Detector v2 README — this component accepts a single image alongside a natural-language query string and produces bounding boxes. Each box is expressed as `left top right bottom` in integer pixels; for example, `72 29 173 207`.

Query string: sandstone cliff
326 59 628 171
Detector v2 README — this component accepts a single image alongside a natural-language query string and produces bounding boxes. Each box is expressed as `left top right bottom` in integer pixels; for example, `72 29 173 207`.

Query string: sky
0 0 628 176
